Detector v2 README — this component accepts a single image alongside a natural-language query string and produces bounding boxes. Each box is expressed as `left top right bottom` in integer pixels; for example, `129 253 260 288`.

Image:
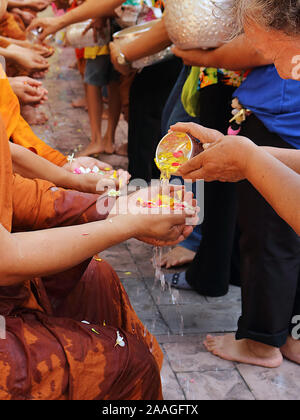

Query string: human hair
226 0 300 37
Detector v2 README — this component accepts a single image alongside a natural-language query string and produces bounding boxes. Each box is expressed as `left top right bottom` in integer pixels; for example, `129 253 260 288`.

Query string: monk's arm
10 142 102 194
172 34 272 70
0 215 136 285
0 210 189 285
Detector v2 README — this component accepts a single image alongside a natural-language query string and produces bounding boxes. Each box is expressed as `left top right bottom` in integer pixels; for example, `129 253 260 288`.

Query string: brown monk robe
0 117 163 400
0 64 67 165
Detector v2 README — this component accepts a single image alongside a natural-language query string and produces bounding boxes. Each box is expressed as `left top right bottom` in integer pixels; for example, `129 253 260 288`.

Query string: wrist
234 137 257 177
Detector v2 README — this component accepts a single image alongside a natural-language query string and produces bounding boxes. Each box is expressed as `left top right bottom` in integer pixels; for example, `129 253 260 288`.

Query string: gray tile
161 357 185 400
237 360 300 400
177 370 254 400
159 302 240 334
205 285 242 304
163 341 235 373
145 277 207 305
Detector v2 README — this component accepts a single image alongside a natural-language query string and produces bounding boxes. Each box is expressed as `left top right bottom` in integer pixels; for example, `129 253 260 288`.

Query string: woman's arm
171 122 300 235
109 18 171 74
27 0 124 40
172 34 272 71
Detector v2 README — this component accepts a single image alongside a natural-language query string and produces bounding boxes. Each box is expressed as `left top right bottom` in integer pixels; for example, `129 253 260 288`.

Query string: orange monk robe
0 114 163 400
0 11 26 40
0 64 67 166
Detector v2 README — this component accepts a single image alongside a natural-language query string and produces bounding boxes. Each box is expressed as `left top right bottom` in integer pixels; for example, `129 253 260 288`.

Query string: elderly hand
170 122 257 183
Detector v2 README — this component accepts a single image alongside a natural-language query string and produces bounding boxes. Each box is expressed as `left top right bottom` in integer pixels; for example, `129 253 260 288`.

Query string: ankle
247 339 280 359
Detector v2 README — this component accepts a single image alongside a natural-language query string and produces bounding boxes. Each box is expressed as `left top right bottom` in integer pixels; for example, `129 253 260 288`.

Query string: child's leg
78 83 105 156
103 79 122 154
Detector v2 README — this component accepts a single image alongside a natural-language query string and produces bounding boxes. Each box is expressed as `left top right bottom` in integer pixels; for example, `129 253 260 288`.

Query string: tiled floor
32 43 300 401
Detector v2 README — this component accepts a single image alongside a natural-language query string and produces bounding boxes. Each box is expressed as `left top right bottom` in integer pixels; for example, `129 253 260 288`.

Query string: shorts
84 54 120 87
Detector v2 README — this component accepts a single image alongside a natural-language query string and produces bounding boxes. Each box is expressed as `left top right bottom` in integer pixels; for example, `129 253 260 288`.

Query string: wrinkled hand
109 41 134 76
27 17 61 41
172 122 255 183
6 44 49 71
9 76 48 105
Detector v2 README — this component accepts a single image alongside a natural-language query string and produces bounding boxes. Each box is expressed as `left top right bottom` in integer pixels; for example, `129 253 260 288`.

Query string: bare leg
77 84 105 157
72 83 88 110
281 336 300 364
204 334 283 368
103 80 122 155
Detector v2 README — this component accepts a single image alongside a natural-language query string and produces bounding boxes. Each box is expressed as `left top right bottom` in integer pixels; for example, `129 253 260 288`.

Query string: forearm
56 0 123 30
263 147 300 174
244 145 300 234
10 142 81 190
1 215 135 285
121 18 171 62
7 0 29 8
186 35 271 70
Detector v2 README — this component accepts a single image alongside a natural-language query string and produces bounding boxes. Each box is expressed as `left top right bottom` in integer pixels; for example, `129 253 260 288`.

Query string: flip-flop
165 272 192 290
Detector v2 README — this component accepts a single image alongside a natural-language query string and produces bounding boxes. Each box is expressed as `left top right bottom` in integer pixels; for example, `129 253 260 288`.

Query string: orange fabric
0 114 12 232
0 124 163 398
0 38 10 48
0 67 67 166
0 12 26 40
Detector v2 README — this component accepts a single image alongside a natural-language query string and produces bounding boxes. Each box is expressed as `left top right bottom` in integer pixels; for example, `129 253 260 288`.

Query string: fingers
24 77 42 87
177 164 207 181
170 122 223 144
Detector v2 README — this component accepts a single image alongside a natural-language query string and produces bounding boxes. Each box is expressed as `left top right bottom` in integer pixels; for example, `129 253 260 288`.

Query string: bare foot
115 142 128 156
204 334 283 368
68 61 78 69
160 246 195 269
102 108 109 119
72 97 87 110
281 336 300 364
76 142 105 157
104 143 115 155
21 105 48 125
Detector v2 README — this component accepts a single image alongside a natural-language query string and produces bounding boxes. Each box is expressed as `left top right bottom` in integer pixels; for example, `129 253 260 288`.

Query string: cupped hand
63 156 113 173
6 44 49 71
9 76 48 105
108 184 199 246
